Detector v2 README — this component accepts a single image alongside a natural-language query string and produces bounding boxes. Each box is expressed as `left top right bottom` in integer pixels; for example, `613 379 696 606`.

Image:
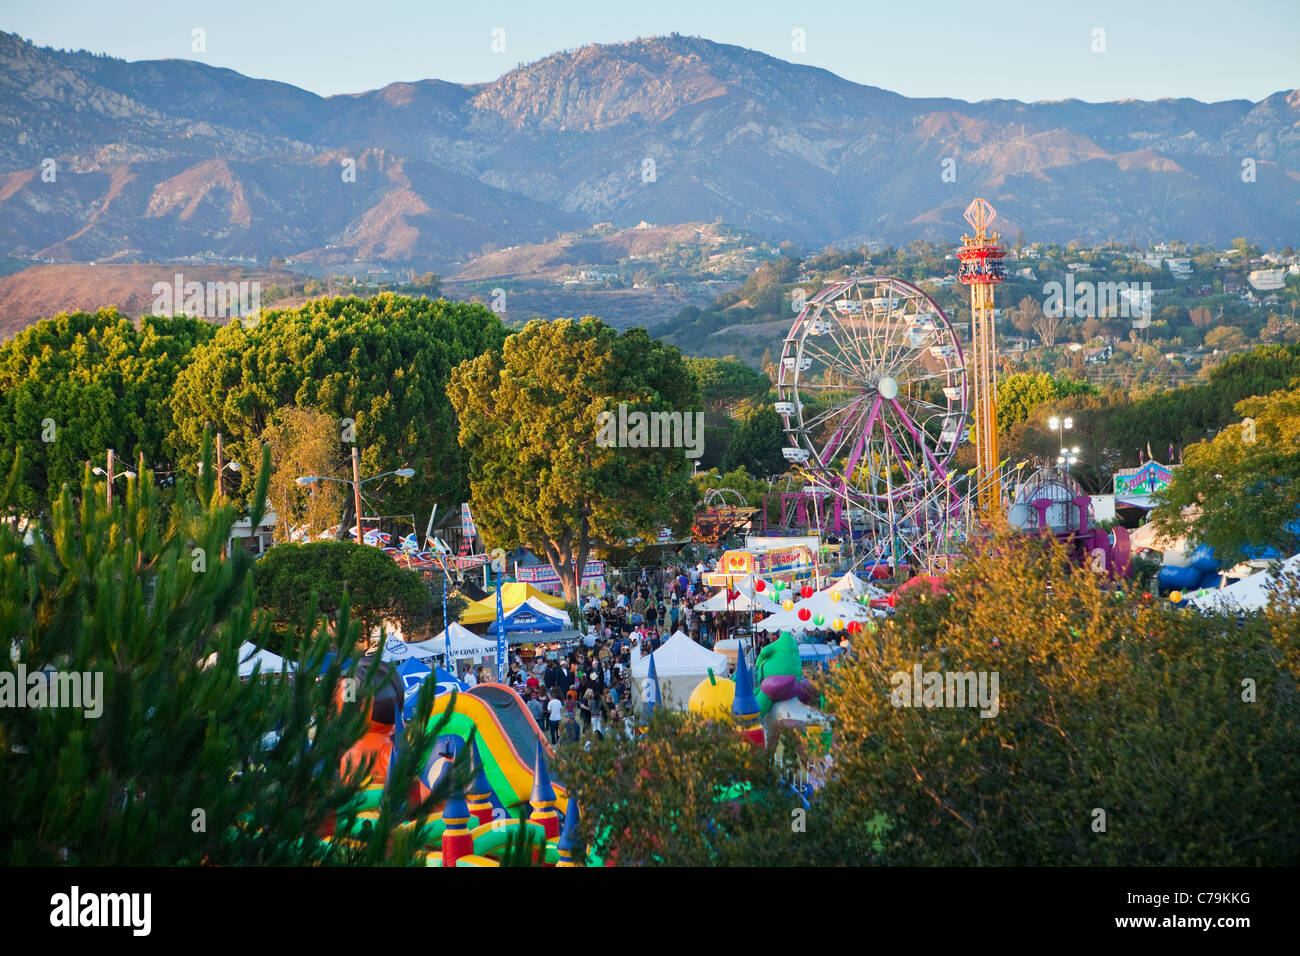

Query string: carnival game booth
693 574 783 613
703 541 822 591
630 631 730 712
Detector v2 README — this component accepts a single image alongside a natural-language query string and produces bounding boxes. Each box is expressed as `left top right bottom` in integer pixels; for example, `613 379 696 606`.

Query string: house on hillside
1084 344 1113 365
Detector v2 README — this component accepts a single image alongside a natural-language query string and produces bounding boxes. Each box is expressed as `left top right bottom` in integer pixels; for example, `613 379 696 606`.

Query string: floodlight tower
957 198 1007 523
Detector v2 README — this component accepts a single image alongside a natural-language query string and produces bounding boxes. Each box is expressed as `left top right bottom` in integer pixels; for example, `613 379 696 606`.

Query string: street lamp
1057 446 1081 471
91 448 137 506
296 446 414 545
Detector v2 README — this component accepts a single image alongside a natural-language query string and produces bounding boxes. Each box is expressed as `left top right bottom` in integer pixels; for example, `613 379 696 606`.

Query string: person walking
579 688 594 736
546 689 563 745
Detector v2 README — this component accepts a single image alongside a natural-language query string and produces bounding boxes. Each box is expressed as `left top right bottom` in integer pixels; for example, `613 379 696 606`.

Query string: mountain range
2 30 1297 273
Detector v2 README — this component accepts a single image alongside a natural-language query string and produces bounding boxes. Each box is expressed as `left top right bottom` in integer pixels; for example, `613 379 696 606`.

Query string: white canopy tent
1190 553 1300 614
390 622 499 661
693 574 783 613
630 631 730 710
201 642 293 678
825 570 887 600
756 584 883 633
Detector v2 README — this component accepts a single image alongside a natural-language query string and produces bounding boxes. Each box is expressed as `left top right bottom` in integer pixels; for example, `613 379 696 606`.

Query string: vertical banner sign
492 551 507 683
460 503 477 555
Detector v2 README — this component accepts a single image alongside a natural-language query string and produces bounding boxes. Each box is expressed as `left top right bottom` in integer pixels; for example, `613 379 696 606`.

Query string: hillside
0 31 1295 278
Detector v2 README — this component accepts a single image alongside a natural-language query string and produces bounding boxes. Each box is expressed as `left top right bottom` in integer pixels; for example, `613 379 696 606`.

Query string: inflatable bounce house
327 654 589 866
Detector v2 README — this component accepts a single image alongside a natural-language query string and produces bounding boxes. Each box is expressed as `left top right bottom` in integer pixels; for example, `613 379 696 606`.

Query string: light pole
91 448 137 506
1048 415 1074 459
198 433 241 496
1057 447 1082 473
295 449 414 546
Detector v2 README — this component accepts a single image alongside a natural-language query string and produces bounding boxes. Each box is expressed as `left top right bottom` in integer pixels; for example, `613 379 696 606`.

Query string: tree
821 532 1300 865
684 356 770 412
1152 386 1300 564
169 294 507 519
260 407 347 542
448 318 699 601
1204 326 1245 350
1010 295 1040 335
0 444 451 865
995 372 1098 432
721 406 786 478
0 310 215 513
1029 302 1059 347
557 710 821 866
252 540 439 648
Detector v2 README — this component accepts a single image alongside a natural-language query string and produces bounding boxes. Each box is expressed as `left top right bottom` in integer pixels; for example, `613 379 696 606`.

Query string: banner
495 569 507 682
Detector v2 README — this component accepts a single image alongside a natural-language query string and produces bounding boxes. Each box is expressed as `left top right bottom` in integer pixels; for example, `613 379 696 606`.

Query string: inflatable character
754 632 812 716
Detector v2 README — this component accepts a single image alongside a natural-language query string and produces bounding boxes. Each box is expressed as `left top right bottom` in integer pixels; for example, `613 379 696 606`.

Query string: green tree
683 356 770 412
1152 386 1300 563
0 309 215 512
721 406 786 478
168 294 507 518
252 540 441 648
558 710 821 866
0 443 453 865
822 532 1300 865
996 372 1098 432
448 317 699 600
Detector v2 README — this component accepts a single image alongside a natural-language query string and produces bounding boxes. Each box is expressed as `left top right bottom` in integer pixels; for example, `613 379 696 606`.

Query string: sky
2 0 1297 103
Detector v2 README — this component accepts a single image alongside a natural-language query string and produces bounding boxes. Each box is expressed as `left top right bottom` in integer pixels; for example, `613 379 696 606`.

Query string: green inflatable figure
754 632 803 717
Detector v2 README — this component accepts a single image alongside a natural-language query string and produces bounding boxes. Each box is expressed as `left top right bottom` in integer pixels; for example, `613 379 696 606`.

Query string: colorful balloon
813 613 825 627
831 590 841 602
773 580 785 592
847 620 862 635
1170 590 1182 603
782 599 794 612
798 607 811 621
800 584 814 599
831 617 844 631
755 579 767 592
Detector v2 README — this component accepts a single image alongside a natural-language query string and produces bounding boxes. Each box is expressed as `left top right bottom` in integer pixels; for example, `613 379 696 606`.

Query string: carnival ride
771 199 1130 581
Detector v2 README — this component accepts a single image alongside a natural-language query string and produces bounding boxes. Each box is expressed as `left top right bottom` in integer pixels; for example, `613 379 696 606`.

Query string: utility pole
352 445 364 547
216 432 224 497
106 448 115 507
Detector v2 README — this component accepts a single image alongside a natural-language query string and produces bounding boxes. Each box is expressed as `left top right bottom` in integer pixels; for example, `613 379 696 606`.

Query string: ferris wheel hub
877 375 899 400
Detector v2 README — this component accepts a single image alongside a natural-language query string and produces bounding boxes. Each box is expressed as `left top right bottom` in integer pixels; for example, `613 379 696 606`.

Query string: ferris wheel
775 277 970 550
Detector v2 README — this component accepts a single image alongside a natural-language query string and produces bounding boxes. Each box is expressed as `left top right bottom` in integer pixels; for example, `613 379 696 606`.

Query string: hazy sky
2 0 1297 103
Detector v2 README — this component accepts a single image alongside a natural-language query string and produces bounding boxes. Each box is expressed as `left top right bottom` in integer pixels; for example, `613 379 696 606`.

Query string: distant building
1084 344 1113 365
1248 268 1286 291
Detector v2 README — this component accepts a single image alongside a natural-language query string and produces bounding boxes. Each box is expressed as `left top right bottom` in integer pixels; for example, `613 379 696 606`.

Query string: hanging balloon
800 584 814 599
887 594 896 608
755 579 767 593
846 620 862 635
831 590 841 602
865 620 877 633
813 613 825 627
782 599 794 612
798 607 811 621
832 617 844 631
1170 590 1182 604
773 580 785 592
